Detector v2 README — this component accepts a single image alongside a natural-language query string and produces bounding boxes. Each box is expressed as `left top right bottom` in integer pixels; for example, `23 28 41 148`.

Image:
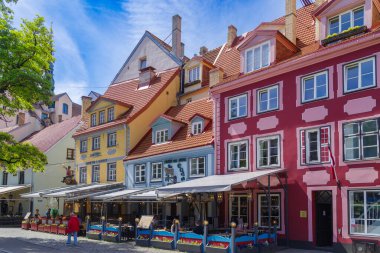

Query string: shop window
257 135 280 168
135 164 146 183
107 163 116 181
190 157 205 177
228 140 248 171
349 190 380 235
258 193 281 228
228 94 247 120
300 126 330 165
151 162 162 182
230 195 248 224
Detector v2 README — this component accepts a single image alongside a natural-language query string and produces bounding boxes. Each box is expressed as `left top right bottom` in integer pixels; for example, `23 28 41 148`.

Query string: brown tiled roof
202 46 222 64
126 98 213 160
24 116 81 153
73 67 180 137
213 4 316 80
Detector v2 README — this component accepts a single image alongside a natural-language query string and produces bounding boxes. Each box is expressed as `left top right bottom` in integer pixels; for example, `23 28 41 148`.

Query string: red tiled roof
73 67 180 137
202 46 222 64
24 116 81 153
126 98 213 160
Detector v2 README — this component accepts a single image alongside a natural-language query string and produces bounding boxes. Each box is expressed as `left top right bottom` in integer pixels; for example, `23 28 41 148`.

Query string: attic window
155 129 169 144
328 7 364 35
139 57 147 70
189 66 200 82
192 121 203 135
245 41 270 73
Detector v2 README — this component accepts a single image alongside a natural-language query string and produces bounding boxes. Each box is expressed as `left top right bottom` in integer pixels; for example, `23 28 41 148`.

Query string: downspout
124 124 127 187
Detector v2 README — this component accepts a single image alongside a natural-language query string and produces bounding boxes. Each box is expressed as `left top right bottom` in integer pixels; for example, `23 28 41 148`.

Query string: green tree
0 0 54 172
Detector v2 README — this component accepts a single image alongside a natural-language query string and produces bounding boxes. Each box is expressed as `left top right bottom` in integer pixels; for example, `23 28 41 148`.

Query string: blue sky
11 0 300 103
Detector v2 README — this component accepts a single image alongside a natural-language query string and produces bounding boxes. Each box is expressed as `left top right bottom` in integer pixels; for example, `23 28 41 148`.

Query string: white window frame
188 66 200 83
107 107 114 122
107 163 116 181
99 110 105 124
92 136 100 150
349 190 380 236
92 165 100 183
91 113 97 127
328 6 364 35
228 94 248 120
257 135 280 168
228 140 249 171
151 162 162 182
189 157 206 178
245 41 270 73
79 167 87 184
108 132 116 147
192 121 203 135
305 129 321 164
344 57 376 93
155 129 169 144
80 139 87 153
257 85 279 113
301 71 328 103
258 193 281 229
135 164 146 183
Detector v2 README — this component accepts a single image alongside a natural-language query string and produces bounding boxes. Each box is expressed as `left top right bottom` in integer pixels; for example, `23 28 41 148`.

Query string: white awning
0 185 31 195
156 168 285 196
44 183 120 198
93 189 141 200
128 190 178 200
21 185 84 198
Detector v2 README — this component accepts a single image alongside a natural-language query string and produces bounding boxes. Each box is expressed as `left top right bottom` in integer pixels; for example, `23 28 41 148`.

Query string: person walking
66 212 80 246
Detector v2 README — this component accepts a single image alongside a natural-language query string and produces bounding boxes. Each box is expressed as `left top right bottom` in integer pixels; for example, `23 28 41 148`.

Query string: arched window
62 103 69 114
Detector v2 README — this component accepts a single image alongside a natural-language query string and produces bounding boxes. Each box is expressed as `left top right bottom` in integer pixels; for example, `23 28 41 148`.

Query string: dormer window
189 66 200 82
155 129 169 144
245 41 270 73
192 121 203 135
107 107 114 122
91 113 96 127
328 7 364 35
139 57 147 70
99 110 105 124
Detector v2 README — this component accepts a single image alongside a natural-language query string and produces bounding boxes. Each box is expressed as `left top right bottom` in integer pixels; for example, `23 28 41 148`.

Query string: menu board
24 212 31 220
138 215 154 229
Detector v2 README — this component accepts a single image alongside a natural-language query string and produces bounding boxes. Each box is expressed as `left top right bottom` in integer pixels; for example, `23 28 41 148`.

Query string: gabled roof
52 92 71 102
86 97 133 113
24 115 81 153
73 67 180 137
126 98 213 161
150 114 185 126
72 103 82 117
111 31 184 84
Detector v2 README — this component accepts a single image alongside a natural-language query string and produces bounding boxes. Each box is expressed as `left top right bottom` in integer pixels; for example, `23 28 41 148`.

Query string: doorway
315 191 333 247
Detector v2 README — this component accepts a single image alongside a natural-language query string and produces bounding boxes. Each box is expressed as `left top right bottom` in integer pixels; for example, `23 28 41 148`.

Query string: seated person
193 220 203 235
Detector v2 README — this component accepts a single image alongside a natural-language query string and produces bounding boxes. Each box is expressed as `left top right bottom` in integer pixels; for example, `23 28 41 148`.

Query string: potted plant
321 25 367 46
87 229 102 240
177 238 203 253
136 234 151 247
102 231 119 242
151 236 175 250
205 241 230 253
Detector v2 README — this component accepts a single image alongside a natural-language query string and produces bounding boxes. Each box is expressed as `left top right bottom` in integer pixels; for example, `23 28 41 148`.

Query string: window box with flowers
177 233 203 253
151 230 175 250
322 26 367 46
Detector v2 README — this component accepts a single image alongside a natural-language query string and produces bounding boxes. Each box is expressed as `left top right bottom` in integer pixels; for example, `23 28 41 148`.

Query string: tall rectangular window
190 157 205 177
302 71 328 102
344 57 375 93
228 140 248 171
91 113 97 127
228 94 247 120
230 195 248 223
300 126 330 165
344 119 379 161
135 164 146 183
258 85 278 113
258 194 281 228
188 66 200 82
66 148 75 160
328 7 364 35
80 139 87 153
192 121 203 135
107 132 117 147
107 107 114 122
18 171 25 184
2 172 7 185
99 111 105 124
245 41 270 73
107 163 116 181
151 162 162 182
92 136 100 150
139 58 147 69
257 135 280 168
62 103 69 115
79 167 87 184
349 190 380 235
92 165 100 183
155 129 169 144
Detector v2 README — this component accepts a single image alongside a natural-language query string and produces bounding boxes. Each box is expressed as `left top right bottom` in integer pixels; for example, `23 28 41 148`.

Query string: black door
315 191 333 247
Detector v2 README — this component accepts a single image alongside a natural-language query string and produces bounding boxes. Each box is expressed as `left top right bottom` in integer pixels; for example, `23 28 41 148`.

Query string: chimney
209 68 224 87
172 15 182 58
199 46 208 56
81 96 92 125
17 112 25 126
181 42 185 58
314 0 326 7
285 0 297 45
139 66 156 89
227 25 237 47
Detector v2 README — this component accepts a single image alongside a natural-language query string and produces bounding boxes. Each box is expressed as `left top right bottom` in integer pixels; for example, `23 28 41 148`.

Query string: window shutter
301 130 306 164
320 127 330 162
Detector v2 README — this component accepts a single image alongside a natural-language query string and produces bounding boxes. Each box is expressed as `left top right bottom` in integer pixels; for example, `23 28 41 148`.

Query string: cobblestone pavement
0 228 331 253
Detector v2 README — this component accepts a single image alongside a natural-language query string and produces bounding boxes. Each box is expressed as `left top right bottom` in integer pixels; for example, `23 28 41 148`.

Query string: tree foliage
0 132 47 173
0 0 53 172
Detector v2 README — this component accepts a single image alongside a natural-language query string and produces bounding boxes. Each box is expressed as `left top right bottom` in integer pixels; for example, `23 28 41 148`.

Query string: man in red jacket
66 212 80 246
